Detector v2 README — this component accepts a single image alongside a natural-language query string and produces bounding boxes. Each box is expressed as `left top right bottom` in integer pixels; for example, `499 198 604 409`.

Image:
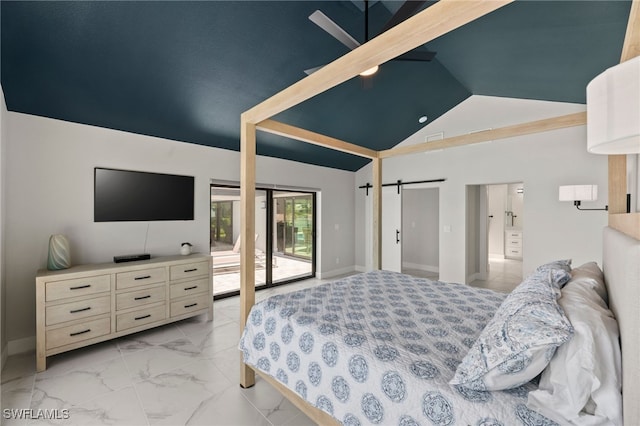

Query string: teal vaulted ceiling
0 1 632 171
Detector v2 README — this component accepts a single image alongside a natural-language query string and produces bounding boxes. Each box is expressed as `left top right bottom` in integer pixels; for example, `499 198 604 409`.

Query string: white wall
5 112 356 350
355 96 608 283
1 86 7 369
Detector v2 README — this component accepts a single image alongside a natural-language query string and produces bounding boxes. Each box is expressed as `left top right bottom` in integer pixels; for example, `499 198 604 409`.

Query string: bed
239 242 638 425
240 271 537 425
236 0 640 424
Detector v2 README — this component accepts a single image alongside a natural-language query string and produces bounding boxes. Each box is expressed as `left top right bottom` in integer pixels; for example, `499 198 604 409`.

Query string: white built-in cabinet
505 230 523 259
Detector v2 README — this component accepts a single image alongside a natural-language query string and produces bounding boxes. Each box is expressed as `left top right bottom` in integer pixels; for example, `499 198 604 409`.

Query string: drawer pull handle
134 295 151 300
134 275 152 280
70 284 91 290
70 329 91 337
135 314 151 321
184 268 198 273
184 286 198 291
184 303 198 308
70 307 91 314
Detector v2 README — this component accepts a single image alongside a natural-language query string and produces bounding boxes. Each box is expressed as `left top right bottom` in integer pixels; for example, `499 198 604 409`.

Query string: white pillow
569 261 608 305
527 280 622 425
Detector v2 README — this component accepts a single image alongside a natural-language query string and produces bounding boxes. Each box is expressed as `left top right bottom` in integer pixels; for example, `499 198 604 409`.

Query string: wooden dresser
35 253 212 371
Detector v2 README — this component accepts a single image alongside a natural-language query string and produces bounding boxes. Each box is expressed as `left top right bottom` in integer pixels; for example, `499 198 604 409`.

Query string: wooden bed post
240 116 256 388
372 157 382 270
608 0 640 237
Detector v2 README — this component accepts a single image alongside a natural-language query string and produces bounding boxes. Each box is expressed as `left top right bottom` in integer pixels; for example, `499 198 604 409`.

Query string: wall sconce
559 185 608 211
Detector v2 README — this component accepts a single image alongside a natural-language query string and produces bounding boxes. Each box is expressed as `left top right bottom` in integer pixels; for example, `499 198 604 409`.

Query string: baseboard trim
318 266 356 280
467 272 481 284
8 336 35 356
402 262 439 273
354 265 367 273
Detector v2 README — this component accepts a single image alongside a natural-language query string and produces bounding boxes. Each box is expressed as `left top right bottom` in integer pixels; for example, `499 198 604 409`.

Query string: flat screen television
94 168 194 222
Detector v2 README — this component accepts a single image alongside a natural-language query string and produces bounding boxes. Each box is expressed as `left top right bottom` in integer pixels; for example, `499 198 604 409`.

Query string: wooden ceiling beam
243 0 514 124
257 119 378 159
379 112 587 158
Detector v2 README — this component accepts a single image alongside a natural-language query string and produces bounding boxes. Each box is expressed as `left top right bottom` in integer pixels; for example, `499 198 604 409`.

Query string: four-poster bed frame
238 0 640 424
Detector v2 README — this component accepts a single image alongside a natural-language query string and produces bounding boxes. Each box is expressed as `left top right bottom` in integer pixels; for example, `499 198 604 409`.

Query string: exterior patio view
210 186 315 297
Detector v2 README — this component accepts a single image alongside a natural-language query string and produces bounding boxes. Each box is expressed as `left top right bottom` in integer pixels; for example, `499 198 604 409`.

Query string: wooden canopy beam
257 119 378 159
379 112 587 158
621 0 640 62
243 0 513 124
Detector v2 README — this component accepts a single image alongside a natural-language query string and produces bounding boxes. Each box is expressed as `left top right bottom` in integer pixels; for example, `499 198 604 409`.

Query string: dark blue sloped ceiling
0 1 632 171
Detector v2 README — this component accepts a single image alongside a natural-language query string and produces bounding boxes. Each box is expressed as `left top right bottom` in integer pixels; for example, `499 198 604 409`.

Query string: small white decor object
587 55 640 154
180 242 193 255
47 234 71 270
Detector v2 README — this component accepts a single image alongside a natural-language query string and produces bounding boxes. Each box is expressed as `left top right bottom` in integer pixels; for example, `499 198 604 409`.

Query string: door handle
396 229 400 244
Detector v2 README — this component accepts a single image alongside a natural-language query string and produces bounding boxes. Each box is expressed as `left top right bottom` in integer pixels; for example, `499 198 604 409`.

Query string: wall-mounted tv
94 168 194 222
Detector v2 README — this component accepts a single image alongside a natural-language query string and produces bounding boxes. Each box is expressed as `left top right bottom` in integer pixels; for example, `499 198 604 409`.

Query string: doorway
210 185 316 298
370 186 439 279
467 183 524 292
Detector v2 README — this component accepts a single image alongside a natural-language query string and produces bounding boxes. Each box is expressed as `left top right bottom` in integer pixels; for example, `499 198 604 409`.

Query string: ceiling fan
305 0 437 76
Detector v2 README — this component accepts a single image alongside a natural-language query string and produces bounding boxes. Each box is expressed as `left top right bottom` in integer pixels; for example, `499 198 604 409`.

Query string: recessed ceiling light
418 116 428 124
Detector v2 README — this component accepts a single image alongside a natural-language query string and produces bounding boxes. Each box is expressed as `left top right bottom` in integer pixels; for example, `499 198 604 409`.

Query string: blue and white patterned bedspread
239 270 556 426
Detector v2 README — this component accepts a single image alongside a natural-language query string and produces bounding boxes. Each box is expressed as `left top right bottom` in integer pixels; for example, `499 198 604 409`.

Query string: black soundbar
114 253 151 263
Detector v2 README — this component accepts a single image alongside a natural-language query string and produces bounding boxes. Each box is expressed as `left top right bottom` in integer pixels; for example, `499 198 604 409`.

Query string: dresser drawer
46 317 110 350
170 261 209 281
46 296 111 326
116 304 166 332
46 275 111 302
170 294 210 317
506 231 522 239
506 247 522 257
170 278 209 299
506 238 522 248
116 267 166 290
116 285 166 311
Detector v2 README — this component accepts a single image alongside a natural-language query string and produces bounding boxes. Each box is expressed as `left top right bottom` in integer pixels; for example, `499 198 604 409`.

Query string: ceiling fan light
359 65 379 77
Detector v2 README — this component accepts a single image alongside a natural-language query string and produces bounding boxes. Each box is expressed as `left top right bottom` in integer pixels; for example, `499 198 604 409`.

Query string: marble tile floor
469 258 524 293
0 279 329 426
1 266 521 426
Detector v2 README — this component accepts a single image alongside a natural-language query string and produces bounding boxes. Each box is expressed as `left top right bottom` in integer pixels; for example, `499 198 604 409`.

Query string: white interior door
382 186 402 272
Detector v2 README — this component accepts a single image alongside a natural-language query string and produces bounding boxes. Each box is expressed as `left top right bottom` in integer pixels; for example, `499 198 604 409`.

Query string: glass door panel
211 186 266 297
272 191 314 284
211 186 315 298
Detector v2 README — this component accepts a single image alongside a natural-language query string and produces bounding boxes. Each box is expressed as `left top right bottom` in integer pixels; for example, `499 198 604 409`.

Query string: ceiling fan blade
394 50 437 61
379 1 427 34
309 10 361 50
304 65 325 75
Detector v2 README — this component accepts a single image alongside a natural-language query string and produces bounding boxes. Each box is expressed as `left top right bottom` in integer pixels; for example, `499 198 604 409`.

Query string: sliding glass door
211 185 315 298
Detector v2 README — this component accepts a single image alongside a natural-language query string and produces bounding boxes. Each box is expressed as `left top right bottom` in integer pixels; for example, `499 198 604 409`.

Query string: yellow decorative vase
47 234 71 270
